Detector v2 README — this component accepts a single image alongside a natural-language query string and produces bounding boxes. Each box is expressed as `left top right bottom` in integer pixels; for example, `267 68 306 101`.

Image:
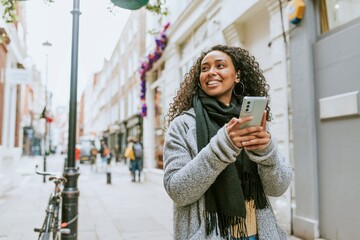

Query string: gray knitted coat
163 109 292 240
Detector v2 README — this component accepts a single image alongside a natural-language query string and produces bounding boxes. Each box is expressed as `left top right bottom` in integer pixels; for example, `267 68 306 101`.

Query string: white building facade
140 0 293 233
83 10 146 157
82 0 293 233
0 3 45 193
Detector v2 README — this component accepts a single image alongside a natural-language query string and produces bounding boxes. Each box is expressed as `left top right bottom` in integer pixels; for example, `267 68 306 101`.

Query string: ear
236 71 241 80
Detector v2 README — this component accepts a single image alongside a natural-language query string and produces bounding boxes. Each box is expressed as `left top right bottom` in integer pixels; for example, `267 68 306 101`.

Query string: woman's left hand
241 111 271 150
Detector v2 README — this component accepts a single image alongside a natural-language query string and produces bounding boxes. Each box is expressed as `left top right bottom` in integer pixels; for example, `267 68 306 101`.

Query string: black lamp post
42 40 52 183
61 0 80 239
61 0 149 239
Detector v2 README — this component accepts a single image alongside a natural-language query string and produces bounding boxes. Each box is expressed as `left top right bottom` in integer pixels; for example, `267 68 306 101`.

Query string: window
120 69 125 87
194 21 207 47
132 88 139 114
320 0 360 33
154 86 164 169
111 104 117 123
132 51 139 73
119 99 125 121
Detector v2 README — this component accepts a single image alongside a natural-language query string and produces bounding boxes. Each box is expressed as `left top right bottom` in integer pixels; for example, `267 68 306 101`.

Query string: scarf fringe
206 212 247 239
241 171 268 209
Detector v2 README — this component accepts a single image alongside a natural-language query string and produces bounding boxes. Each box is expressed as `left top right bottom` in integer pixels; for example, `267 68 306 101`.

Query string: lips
206 80 221 86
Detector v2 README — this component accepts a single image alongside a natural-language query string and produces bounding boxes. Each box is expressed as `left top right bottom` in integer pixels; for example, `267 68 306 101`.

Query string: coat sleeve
246 135 292 197
163 115 241 207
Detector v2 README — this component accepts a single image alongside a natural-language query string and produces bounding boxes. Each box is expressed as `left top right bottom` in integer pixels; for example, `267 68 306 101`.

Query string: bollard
106 157 112 184
106 170 111 184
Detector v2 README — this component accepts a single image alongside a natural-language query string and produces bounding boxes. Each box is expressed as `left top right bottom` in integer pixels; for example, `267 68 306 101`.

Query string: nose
208 67 217 76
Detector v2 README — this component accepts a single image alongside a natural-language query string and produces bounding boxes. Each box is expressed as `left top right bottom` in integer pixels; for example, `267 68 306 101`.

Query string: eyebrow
201 59 228 65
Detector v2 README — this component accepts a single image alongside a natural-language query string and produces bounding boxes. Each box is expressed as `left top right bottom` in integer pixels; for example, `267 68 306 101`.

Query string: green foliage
1 0 17 23
1 0 54 23
145 0 168 35
145 0 168 17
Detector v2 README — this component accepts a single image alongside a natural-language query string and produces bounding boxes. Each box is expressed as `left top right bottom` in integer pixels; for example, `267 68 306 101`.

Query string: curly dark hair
166 45 271 125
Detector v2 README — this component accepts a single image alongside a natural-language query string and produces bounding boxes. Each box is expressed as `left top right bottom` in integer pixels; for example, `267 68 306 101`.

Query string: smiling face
199 50 239 105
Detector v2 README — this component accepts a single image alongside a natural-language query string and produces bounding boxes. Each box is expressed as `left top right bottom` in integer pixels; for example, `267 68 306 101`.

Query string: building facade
290 0 360 239
82 10 147 158
0 2 45 193
138 0 292 233
82 0 294 234
82 0 360 238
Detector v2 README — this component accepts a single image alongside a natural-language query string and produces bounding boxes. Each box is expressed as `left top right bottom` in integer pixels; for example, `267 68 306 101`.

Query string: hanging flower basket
138 22 170 117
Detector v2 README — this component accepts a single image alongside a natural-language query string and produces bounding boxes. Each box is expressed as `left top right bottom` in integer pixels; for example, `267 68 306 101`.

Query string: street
0 155 173 240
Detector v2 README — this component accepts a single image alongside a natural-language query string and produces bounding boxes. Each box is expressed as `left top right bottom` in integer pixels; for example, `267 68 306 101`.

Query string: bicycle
34 165 71 240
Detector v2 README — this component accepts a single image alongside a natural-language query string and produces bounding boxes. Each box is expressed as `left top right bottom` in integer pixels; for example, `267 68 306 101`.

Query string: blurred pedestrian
114 144 121 164
75 144 80 168
163 45 292 239
124 136 135 180
90 147 98 166
106 147 112 165
99 140 108 171
131 138 143 182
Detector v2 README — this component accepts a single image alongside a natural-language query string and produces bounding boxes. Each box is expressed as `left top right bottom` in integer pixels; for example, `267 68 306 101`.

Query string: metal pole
43 52 48 183
42 40 52 183
62 0 81 239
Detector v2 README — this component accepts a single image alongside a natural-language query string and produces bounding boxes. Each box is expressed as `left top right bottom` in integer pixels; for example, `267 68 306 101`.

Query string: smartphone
239 96 268 129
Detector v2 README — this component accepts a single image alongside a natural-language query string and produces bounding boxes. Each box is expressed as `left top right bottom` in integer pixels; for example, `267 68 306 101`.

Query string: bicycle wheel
36 214 49 240
40 212 53 240
41 232 51 240
41 201 58 240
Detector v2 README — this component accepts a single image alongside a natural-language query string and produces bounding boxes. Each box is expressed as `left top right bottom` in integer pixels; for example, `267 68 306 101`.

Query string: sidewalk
0 155 303 240
0 155 173 240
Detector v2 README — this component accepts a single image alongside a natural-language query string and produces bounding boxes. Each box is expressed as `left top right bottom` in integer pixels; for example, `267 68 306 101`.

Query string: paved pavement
0 155 173 240
0 154 303 240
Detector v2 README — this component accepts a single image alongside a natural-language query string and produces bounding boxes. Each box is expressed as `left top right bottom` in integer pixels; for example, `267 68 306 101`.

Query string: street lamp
61 0 149 239
61 1 81 239
42 40 52 183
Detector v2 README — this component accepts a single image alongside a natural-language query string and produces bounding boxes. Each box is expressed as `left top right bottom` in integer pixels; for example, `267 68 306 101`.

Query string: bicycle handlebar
35 165 67 183
49 176 67 183
35 165 58 176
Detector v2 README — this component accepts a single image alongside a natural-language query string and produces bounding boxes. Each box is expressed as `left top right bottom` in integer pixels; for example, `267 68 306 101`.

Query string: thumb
227 117 238 128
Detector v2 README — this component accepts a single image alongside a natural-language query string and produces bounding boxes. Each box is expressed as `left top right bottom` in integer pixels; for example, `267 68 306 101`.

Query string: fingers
261 111 267 129
239 116 253 124
242 136 269 148
242 129 271 150
228 124 263 139
226 117 239 132
227 117 264 149
228 117 238 126
226 113 271 150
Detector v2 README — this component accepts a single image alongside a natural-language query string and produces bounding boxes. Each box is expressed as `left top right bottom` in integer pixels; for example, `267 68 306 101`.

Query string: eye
201 66 209 72
217 63 225 68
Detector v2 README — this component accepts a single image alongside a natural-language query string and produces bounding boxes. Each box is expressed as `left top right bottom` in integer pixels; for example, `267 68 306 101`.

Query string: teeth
207 81 219 85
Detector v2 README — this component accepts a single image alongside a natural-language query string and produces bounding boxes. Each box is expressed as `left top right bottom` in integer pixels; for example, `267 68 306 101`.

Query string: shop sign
5 68 32 85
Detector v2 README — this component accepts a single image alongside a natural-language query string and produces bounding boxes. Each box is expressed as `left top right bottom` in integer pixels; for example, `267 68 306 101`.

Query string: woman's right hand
226 117 263 149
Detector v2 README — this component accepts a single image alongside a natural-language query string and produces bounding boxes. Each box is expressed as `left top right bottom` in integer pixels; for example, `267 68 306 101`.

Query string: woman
163 45 292 240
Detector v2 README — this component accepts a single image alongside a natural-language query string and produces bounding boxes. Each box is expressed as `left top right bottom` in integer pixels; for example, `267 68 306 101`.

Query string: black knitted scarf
193 90 268 239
